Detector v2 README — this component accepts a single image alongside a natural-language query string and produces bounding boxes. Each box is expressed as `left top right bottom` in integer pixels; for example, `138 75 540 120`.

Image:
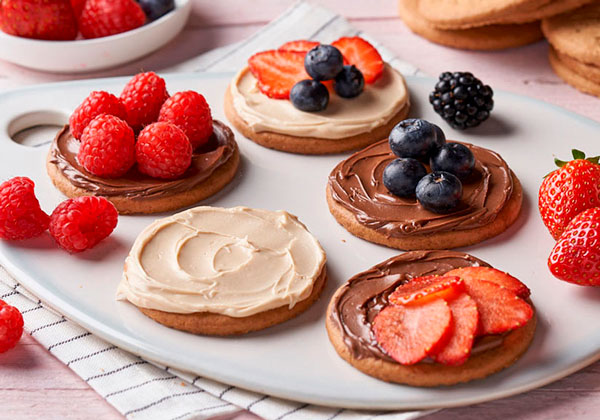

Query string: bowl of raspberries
0 0 192 73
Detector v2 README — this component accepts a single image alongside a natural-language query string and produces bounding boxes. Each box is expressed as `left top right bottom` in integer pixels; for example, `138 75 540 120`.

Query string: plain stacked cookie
542 2 600 98
398 0 594 50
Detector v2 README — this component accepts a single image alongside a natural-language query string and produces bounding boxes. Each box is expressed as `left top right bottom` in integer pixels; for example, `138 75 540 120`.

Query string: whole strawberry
120 72 169 132
158 91 213 149
49 196 118 253
0 0 78 40
549 207 600 286
69 91 127 140
0 300 24 353
79 0 145 39
539 149 600 240
0 177 49 241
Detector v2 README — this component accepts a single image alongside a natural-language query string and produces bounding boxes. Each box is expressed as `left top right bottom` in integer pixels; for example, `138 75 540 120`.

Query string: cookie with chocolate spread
326 250 536 386
117 206 327 335
224 65 410 155
46 121 240 215
398 0 543 50
326 139 522 250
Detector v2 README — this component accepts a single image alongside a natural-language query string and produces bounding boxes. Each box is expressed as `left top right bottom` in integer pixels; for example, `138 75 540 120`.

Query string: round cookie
552 47 600 84
398 0 543 50
325 250 537 387
118 206 327 336
549 47 600 98
47 121 240 215
225 65 411 155
542 2 600 66
327 140 523 251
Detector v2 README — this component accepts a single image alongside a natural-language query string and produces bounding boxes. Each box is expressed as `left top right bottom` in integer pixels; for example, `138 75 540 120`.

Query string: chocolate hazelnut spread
328 139 514 236
48 120 236 200
329 250 489 361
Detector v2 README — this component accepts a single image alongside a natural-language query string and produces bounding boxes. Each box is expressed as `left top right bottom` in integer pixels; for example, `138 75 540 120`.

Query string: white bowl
0 0 192 73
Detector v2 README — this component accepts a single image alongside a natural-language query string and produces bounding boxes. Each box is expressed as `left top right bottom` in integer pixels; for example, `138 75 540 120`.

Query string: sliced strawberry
446 267 530 298
372 299 451 365
462 279 533 335
248 50 309 99
331 37 383 84
389 275 464 306
279 40 320 53
431 293 478 366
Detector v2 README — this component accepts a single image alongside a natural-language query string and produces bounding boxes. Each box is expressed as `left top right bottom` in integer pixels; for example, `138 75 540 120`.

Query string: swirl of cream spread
117 207 326 317
230 64 410 139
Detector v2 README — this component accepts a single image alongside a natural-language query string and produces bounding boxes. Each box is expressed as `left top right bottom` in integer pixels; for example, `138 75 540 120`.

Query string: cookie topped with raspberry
46 72 240 215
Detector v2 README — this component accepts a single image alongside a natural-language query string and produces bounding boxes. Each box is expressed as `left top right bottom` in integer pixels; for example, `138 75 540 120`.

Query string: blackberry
429 72 494 130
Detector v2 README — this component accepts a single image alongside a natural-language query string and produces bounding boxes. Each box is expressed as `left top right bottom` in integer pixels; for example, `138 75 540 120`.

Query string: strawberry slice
331 37 384 84
279 40 320 53
462 279 533 335
248 50 309 99
431 293 479 366
389 275 464 306
447 267 530 298
372 299 452 365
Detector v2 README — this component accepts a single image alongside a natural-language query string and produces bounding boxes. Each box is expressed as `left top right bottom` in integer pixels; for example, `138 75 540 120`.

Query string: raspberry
136 122 192 179
79 0 146 39
49 196 118 253
0 177 49 240
158 91 213 149
0 300 24 353
78 114 136 178
69 91 127 139
120 72 169 131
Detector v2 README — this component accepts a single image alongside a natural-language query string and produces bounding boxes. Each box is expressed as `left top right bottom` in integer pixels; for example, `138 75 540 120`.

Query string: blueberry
416 172 462 214
382 158 427 198
137 0 175 21
304 45 344 81
430 143 475 180
290 80 329 112
334 65 364 98
388 119 445 160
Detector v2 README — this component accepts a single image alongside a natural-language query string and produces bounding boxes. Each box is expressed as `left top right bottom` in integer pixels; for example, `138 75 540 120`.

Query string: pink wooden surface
1 1 599 419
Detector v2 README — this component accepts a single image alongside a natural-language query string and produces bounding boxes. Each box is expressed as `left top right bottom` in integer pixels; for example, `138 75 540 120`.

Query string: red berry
0 300 23 353
120 72 169 131
79 0 145 39
49 196 118 253
430 293 479 366
446 266 530 298
69 91 127 140
0 177 49 241
388 275 464 306
158 91 213 149
372 299 452 365
70 0 85 17
0 0 77 40
331 37 384 84
136 122 192 179
549 207 600 286
279 40 320 53
539 151 600 240
78 114 136 178
248 50 309 99
462 278 533 335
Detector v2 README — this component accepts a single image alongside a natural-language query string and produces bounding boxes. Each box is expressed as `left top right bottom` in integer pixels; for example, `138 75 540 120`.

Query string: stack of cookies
398 0 595 51
543 2 600 98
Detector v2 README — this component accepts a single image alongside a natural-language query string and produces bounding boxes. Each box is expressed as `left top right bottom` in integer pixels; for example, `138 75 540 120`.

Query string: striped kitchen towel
0 2 428 419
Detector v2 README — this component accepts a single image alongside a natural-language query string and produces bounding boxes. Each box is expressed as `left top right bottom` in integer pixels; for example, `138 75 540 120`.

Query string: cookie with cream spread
117 206 327 335
326 250 536 386
225 38 411 155
326 133 522 250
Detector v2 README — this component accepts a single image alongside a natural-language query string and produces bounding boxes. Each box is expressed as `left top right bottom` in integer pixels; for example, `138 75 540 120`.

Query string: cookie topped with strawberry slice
326 250 536 386
46 71 240 215
225 36 410 154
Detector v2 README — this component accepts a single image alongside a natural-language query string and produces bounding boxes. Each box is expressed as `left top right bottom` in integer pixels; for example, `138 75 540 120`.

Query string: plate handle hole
8 110 68 148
